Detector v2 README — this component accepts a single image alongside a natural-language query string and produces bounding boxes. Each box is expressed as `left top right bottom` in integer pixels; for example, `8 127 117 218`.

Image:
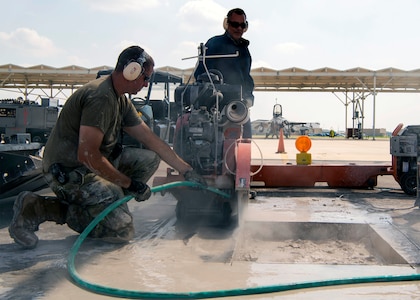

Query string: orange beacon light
295 136 312 165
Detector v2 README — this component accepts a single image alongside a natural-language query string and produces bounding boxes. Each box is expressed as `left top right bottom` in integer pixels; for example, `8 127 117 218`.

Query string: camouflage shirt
43 75 141 172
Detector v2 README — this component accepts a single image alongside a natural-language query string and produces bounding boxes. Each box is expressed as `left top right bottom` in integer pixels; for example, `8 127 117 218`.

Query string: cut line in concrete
233 221 416 266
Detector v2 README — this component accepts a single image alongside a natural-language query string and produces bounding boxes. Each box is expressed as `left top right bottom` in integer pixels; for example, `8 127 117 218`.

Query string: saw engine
174 72 249 174
155 70 251 225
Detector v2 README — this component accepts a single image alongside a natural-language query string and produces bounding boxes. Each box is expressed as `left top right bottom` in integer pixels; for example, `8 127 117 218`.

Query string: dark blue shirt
194 32 254 101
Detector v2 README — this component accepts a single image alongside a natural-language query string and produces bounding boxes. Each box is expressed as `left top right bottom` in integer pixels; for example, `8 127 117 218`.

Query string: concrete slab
1 138 419 299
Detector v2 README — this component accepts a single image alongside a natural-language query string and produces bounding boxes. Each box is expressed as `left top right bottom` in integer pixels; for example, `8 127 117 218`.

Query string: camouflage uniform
39 75 153 242
10 64 161 249
45 147 160 242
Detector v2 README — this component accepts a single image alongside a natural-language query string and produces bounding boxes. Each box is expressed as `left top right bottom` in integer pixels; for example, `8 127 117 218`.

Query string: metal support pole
416 149 420 207
352 92 355 138
361 95 365 139
373 74 377 140
24 79 28 100
345 90 348 136
416 136 420 206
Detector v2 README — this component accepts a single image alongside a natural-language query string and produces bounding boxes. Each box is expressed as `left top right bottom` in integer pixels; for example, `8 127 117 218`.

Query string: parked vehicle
0 98 58 201
390 124 420 195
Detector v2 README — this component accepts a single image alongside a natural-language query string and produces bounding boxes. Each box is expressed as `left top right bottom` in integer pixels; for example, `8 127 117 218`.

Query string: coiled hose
68 181 420 299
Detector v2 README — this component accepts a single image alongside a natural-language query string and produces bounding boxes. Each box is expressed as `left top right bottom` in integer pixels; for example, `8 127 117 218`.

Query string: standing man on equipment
9 45 205 249
194 7 254 138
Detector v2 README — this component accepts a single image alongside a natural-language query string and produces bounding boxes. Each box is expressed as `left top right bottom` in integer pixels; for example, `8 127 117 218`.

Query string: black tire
400 172 417 196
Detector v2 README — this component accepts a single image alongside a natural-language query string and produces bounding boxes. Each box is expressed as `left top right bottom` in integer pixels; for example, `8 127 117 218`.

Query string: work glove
184 169 207 187
127 179 152 202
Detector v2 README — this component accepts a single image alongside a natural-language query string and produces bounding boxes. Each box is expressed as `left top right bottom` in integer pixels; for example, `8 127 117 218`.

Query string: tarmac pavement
1 137 419 299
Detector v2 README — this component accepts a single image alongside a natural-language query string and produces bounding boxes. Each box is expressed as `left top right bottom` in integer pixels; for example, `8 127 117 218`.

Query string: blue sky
1 0 420 132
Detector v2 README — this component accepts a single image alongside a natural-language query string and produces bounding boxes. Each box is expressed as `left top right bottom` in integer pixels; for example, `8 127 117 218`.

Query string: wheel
399 172 417 196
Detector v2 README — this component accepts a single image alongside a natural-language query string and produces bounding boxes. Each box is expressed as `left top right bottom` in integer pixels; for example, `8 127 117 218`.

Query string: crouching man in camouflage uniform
9 45 205 249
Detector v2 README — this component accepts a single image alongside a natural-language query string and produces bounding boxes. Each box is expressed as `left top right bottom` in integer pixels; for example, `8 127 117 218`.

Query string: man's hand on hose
127 179 152 202
183 169 207 187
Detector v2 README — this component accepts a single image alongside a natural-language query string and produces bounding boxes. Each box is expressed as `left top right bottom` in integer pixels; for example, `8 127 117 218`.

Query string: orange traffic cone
276 127 286 153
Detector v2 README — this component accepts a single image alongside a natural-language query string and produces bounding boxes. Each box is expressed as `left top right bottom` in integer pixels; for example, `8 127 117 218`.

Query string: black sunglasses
228 20 247 29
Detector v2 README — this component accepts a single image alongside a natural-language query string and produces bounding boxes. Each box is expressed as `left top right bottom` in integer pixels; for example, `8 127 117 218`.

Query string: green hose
68 181 420 299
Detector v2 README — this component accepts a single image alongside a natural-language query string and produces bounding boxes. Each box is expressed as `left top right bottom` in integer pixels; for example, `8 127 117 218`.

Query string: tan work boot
9 191 67 249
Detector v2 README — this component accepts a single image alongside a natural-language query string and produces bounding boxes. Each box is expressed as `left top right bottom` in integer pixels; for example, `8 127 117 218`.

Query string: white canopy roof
1 64 420 93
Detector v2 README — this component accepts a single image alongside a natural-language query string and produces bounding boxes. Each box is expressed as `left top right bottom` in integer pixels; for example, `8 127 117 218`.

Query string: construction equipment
390 123 420 195
0 98 58 145
0 98 59 201
153 46 251 225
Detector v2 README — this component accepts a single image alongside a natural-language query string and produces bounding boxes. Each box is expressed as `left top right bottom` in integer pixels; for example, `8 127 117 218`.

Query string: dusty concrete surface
1 138 420 299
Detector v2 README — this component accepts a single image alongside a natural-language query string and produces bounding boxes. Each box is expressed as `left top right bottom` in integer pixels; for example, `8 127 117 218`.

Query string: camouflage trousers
45 147 160 243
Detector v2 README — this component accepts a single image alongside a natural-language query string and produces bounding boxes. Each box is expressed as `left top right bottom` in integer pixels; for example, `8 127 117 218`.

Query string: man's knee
66 203 134 242
118 148 161 180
